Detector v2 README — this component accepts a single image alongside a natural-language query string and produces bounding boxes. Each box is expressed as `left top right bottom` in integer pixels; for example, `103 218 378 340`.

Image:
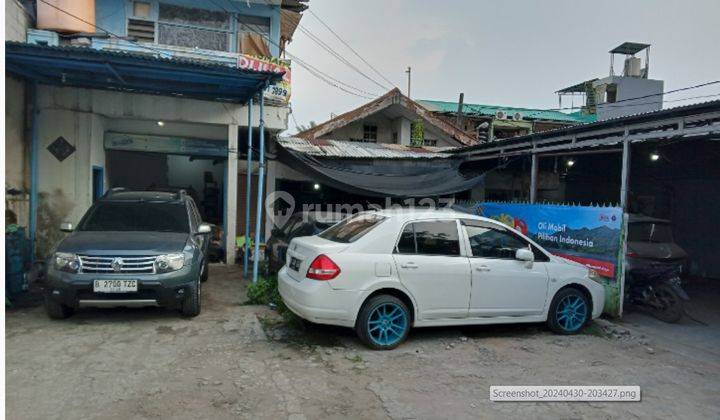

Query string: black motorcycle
626 266 689 323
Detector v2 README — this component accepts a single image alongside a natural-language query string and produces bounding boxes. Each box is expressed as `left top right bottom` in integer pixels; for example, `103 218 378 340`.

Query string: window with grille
363 125 378 142
155 3 231 51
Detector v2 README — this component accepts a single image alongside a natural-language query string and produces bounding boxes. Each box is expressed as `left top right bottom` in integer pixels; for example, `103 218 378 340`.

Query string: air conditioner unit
495 110 507 120
512 112 523 121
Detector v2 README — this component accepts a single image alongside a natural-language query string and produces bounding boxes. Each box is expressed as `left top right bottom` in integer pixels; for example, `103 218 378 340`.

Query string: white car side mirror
60 222 74 232
515 248 534 262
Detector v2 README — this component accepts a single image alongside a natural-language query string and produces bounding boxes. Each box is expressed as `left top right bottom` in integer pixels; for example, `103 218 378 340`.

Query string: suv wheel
44 294 74 319
181 277 201 317
200 261 209 283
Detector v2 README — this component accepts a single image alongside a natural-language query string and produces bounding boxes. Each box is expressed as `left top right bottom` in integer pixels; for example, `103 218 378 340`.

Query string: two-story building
5 0 307 263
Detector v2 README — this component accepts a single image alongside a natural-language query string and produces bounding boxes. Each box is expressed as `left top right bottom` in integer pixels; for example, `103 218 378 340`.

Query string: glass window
158 24 228 51
629 222 674 243
79 202 190 233
396 224 416 254
396 221 460 256
156 3 231 51
319 214 385 243
237 15 271 40
363 125 378 141
133 1 151 19
413 221 460 256
159 3 230 30
464 225 526 259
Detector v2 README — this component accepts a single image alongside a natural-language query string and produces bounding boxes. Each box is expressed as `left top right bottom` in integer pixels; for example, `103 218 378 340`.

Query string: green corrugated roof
418 99 597 124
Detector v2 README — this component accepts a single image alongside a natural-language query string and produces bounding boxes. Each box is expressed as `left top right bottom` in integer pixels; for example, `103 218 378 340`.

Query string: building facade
5 0 307 263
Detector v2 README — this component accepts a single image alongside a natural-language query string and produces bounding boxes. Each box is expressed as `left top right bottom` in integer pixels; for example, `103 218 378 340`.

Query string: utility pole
405 66 411 98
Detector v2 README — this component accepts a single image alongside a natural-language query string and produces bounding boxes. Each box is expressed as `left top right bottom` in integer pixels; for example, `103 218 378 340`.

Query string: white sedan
279 209 605 350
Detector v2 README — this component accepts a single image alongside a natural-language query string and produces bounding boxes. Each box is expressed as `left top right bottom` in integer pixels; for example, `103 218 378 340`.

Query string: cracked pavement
6 265 720 419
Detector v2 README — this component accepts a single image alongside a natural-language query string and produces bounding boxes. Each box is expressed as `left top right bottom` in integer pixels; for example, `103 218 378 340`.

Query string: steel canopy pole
243 98 253 278
252 92 266 284
29 82 39 259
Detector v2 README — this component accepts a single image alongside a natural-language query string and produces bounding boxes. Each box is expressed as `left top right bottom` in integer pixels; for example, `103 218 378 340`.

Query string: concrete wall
6 0 29 42
37 85 288 130
595 76 664 121
5 0 31 225
322 114 448 146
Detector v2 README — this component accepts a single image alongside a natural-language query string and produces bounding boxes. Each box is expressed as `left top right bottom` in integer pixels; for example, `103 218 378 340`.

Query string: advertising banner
237 54 291 103
462 202 624 279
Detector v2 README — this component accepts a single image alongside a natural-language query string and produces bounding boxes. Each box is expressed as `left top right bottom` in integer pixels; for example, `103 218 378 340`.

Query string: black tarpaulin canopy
277 143 485 198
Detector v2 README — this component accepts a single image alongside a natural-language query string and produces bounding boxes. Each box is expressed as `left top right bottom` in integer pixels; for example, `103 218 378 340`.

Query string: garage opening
106 150 226 226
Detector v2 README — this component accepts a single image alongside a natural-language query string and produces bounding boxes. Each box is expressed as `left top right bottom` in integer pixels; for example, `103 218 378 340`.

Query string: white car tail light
306 254 341 281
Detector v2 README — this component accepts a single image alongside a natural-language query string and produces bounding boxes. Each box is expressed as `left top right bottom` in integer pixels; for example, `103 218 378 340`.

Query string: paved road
6 265 720 419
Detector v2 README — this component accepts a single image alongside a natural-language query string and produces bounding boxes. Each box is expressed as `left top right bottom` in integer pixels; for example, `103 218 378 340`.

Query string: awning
5 42 283 103
277 142 485 197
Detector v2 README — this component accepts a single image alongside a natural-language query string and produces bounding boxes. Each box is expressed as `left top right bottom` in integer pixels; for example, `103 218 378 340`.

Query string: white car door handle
475 265 491 272
401 263 418 269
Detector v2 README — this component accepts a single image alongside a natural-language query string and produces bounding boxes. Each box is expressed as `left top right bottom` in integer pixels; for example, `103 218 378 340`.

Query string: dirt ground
6 265 720 419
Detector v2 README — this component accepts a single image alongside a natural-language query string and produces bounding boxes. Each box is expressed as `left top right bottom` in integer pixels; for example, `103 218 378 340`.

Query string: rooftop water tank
37 0 96 34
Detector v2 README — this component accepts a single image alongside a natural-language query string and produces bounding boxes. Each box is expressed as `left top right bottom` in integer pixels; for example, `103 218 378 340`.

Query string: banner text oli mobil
474 203 623 279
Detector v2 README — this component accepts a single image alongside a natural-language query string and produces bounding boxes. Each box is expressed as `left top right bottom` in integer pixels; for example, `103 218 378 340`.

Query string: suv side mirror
515 248 534 262
196 223 212 235
60 222 74 232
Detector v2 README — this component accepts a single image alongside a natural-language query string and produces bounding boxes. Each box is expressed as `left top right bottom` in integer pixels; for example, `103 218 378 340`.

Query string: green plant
246 275 298 323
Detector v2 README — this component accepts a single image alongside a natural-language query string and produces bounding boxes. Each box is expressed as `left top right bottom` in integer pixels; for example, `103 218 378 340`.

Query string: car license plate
289 257 301 271
93 279 138 293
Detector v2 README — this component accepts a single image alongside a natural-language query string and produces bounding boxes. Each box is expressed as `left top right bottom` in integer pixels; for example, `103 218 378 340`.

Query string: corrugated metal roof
452 99 720 154
418 99 597 124
5 42 281 103
278 137 456 159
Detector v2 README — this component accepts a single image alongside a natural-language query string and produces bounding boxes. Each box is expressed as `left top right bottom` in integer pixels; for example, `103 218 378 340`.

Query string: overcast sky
284 0 720 133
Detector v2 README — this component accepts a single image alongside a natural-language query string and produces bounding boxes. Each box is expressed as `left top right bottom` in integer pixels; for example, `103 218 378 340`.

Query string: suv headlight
588 268 604 284
155 253 184 273
54 252 80 273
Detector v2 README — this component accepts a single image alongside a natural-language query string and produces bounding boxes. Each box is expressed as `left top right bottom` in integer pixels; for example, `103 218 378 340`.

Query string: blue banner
459 202 624 279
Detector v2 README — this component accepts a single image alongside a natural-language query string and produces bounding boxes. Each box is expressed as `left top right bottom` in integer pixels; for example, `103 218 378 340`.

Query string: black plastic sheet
277 146 485 198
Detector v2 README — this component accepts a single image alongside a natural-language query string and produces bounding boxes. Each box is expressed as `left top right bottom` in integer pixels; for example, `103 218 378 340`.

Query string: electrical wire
307 8 398 90
296 24 388 92
210 0 378 100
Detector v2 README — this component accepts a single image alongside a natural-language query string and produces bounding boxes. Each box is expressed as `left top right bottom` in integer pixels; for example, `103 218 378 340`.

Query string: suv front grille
79 255 156 274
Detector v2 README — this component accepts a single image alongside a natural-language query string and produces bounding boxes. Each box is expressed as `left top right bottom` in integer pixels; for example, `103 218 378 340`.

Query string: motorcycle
625 265 689 323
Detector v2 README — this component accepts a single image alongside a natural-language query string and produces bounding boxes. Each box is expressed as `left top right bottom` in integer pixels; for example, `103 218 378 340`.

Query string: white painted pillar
226 124 239 264
620 134 631 211
530 154 539 203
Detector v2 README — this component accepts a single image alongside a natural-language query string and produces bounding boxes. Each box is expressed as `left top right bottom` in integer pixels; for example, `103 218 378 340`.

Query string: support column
264 157 276 240
243 98 253 277
29 82 39 259
252 94 266 284
620 135 631 211
530 154 538 203
225 123 239 264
